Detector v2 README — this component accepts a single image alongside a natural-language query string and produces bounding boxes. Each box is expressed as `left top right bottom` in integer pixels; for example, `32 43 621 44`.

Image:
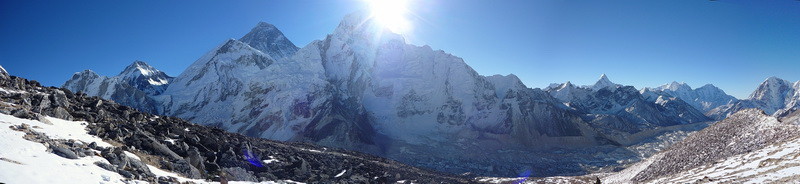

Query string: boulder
50 145 79 159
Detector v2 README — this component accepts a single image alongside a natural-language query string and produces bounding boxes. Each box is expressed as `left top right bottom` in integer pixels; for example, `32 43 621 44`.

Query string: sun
367 0 411 34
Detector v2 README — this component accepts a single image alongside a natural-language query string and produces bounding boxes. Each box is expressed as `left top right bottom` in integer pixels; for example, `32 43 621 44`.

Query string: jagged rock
118 170 134 178
185 147 206 174
95 161 118 172
32 94 50 113
171 159 202 179
11 109 35 120
88 142 100 149
156 176 179 184
50 106 73 120
223 167 258 182
51 90 70 107
101 148 154 179
50 144 79 159
35 114 52 125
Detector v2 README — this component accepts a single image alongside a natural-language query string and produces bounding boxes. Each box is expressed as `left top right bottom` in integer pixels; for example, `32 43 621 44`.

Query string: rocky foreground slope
600 108 800 183
0 66 471 183
474 108 800 183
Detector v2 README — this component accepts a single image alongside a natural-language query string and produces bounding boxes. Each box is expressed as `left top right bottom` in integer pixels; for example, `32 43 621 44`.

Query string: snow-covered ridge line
62 61 173 114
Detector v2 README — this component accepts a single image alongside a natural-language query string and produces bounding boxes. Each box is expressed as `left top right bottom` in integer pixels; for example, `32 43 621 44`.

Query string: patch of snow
300 148 323 153
262 156 279 164
602 153 664 183
124 151 141 161
334 170 346 178
0 114 128 183
147 78 169 85
0 87 27 94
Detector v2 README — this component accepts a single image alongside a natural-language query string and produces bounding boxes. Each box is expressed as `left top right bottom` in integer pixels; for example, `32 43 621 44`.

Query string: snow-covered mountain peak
553 81 575 91
332 11 405 46
487 73 522 82
657 81 692 92
741 76 797 115
694 84 725 95
560 81 575 90
646 81 738 119
485 74 526 98
765 76 790 84
546 81 582 102
168 38 274 91
254 21 277 30
113 60 174 96
749 76 792 100
590 74 618 91
63 70 104 89
73 69 100 79
333 11 371 34
697 84 718 90
240 21 299 59
119 61 160 78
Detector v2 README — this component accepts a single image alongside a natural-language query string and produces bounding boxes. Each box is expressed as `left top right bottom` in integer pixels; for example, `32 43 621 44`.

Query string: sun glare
368 0 411 34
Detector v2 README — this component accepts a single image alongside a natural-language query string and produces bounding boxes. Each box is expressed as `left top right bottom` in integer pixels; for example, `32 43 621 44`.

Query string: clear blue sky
1 0 798 98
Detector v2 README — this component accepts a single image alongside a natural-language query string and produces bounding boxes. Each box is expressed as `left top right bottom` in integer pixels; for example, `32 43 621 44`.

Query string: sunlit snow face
367 0 411 34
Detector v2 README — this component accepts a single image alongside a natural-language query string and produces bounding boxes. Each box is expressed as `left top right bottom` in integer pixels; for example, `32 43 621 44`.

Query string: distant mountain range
61 11 800 177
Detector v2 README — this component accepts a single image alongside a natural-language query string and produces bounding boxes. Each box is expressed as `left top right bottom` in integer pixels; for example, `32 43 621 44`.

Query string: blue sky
1 0 798 98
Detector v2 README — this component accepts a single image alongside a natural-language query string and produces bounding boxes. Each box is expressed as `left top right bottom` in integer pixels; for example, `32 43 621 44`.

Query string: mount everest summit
61 11 800 177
